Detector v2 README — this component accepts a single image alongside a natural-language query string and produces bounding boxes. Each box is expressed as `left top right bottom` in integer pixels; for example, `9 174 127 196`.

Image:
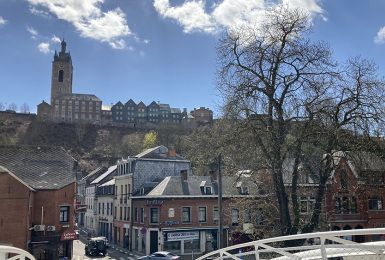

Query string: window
256 208 264 225
98 203 101 214
168 208 175 218
182 207 191 223
120 206 123 220
340 170 348 190
231 209 239 226
351 197 358 213
140 208 145 223
369 197 383 210
199 207 207 222
114 206 117 219
213 207 219 221
244 209 251 223
102 203 105 215
300 197 315 214
60 206 69 223
342 197 350 214
150 208 159 224
134 208 138 222
58 70 64 82
205 186 212 195
335 197 342 214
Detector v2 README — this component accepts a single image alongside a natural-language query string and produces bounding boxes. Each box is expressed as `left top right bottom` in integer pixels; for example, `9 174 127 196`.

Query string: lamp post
218 155 223 249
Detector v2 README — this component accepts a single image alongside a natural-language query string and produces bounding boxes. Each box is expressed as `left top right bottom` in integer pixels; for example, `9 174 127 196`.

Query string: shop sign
164 220 180 226
167 231 199 241
146 199 164 206
60 229 78 241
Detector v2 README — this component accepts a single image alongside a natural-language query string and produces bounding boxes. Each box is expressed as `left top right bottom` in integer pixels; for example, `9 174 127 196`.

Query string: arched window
58 70 64 82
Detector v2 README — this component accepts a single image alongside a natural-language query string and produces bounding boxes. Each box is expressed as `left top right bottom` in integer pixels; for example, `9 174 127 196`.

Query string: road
72 238 141 260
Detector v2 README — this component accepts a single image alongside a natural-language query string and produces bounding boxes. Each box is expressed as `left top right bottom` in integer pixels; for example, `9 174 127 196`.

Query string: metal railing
197 228 385 260
0 245 35 260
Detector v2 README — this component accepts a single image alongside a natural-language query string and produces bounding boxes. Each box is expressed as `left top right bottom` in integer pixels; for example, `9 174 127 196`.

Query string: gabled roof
137 101 145 107
332 151 385 178
125 99 137 106
113 101 124 107
159 104 171 110
135 145 187 161
99 178 115 187
148 101 159 108
81 166 107 182
0 165 35 191
90 165 117 184
0 145 76 190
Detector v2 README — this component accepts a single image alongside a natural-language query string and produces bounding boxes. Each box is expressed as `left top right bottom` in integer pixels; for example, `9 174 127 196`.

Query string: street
72 239 141 260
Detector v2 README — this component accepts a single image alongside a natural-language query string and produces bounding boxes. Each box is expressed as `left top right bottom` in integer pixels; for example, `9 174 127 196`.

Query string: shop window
60 206 69 223
199 207 207 223
150 208 159 224
369 197 383 210
182 207 191 223
231 209 239 226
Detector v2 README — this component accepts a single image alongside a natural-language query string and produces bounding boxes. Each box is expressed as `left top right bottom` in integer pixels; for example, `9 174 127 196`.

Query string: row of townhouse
0 145 79 260
80 147 385 256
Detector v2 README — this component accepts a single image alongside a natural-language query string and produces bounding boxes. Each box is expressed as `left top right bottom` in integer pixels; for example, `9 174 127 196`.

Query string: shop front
161 229 220 256
29 229 76 260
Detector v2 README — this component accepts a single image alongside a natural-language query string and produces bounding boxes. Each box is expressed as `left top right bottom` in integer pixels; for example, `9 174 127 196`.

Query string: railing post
320 237 327 260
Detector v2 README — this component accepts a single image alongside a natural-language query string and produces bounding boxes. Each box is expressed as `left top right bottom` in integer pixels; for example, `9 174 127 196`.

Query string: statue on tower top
61 39 67 53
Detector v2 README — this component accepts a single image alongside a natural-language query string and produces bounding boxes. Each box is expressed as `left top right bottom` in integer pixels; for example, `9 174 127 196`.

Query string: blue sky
0 0 385 115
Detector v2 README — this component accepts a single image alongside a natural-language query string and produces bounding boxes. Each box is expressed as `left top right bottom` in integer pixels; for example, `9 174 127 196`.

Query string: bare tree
218 6 385 236
7 103 17 112
0 102 5 111
20 103 30 113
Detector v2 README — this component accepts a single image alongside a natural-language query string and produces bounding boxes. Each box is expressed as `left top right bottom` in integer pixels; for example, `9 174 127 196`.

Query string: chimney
181 170 188 182
168 147 176 157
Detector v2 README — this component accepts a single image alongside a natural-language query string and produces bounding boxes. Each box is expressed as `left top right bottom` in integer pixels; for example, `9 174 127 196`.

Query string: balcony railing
197 228 385 260
0 245 35 260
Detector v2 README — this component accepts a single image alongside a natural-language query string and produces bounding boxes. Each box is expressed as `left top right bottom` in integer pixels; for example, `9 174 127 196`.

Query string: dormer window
205 186 212 195
140 187 145 195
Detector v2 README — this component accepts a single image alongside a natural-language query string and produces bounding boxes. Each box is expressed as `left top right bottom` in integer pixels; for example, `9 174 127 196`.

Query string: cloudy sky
1 0 385 114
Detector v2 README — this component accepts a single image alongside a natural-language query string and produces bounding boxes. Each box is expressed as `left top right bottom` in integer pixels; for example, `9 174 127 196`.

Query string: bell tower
51 39 73 104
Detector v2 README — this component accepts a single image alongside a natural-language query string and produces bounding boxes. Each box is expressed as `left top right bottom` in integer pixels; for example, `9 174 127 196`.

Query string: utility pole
218 154 223 249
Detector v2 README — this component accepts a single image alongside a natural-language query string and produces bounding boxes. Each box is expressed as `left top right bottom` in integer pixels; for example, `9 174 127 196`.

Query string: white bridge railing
0 245 35 260
197 228 385 260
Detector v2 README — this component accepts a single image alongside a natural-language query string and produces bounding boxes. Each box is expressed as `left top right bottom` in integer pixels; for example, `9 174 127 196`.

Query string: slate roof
90 165 117 184
135 145 187 161
144 175 259 197
59 93 101 102
0 145 77 190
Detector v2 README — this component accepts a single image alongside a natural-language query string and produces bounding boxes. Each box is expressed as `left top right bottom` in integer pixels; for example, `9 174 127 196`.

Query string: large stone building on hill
37 40 102 123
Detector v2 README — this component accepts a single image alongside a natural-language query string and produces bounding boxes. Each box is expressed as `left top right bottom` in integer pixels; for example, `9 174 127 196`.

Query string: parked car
137 251 180 260
85 237 108 256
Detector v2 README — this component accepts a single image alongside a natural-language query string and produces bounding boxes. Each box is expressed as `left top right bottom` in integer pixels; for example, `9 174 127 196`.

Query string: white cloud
143 39 150 44
375 26 385 44
0 16 7 26
38 42 51 54
26 26 38 39
154 0 215 33
28 0 132 49
51 35 61 43
154 0 324 34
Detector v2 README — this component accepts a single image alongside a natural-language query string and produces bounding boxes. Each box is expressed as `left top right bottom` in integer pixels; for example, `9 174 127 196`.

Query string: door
150 231 158 253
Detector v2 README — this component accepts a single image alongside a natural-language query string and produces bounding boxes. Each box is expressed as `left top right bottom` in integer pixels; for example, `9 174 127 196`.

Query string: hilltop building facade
37 40 213 127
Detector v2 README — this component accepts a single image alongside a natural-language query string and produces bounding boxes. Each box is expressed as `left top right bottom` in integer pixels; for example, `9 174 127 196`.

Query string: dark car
137 251 180 260
85 237 108 256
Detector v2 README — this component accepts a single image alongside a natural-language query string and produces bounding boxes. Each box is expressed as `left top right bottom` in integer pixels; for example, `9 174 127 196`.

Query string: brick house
131 171 264 256
325 151 385 240
113 146 190 249
0 145 78 260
